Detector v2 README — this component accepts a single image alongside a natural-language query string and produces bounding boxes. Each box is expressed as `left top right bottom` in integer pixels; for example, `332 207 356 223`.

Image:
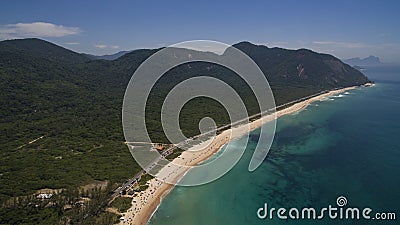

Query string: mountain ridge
0 39 369 224
0 38 91 63
0 38 370 223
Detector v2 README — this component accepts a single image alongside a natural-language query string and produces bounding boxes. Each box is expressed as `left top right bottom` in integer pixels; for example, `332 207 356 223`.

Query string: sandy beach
119 86 357 225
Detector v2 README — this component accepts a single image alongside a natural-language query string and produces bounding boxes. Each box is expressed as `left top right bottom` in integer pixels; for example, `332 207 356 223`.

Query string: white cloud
94 44 121 50
94 44 108 49
0 22 81 39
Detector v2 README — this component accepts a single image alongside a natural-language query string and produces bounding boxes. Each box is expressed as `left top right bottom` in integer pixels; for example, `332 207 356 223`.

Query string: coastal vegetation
0 38 369 224
110 197 132 213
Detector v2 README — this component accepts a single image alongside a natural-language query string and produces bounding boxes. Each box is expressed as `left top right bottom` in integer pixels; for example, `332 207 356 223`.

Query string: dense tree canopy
0 38 369 224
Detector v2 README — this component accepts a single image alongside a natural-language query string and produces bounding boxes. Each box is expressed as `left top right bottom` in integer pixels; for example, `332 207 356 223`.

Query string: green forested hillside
0 38 369 224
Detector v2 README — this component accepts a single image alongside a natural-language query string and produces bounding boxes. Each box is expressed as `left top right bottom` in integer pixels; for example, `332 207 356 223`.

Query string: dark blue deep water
149 66 400 225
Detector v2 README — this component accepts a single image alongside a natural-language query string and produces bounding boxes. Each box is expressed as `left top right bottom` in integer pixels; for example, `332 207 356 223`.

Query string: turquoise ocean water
149 66 400 225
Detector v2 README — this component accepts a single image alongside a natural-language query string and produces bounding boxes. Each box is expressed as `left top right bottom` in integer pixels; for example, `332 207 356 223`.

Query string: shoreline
119 85 359 225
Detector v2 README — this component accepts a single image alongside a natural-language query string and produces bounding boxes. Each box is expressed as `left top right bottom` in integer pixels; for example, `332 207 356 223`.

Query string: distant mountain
84 50 132 60
344 55 383 66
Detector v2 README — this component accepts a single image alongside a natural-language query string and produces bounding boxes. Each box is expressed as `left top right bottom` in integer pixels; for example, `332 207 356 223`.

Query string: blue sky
1 0 399 63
